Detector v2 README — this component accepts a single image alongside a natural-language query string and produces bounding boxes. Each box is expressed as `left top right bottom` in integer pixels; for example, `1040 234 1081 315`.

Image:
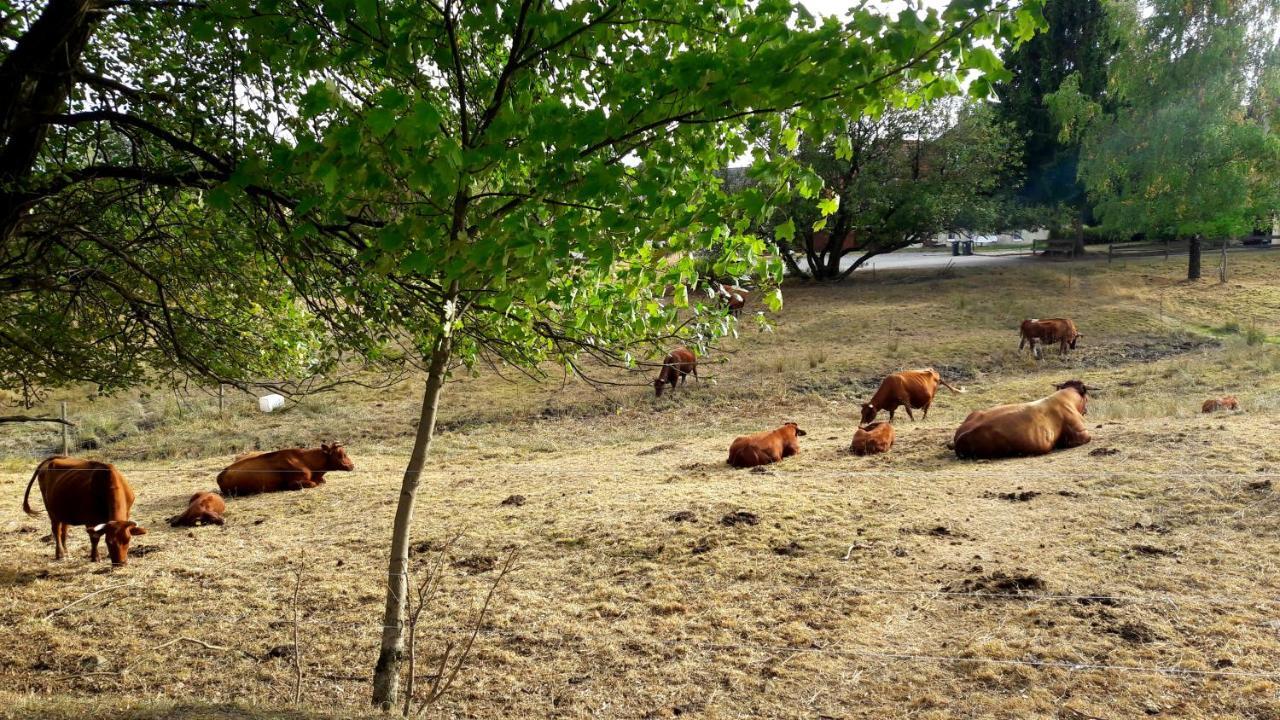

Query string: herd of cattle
21 444 355 566
16 317 1239 568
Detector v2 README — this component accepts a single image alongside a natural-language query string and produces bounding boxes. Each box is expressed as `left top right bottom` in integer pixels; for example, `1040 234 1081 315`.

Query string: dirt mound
945 570 1046 596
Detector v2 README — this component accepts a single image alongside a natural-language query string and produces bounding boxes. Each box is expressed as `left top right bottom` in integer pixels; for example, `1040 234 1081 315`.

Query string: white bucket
258 394 286 413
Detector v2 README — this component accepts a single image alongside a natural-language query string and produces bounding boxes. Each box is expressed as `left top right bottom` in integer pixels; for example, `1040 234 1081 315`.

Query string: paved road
847 251 1032 273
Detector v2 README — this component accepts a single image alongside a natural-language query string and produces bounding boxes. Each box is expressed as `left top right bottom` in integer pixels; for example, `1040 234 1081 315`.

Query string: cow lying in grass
217 443 355 496
952 380 1092 459
170 491 226 527
727 423 806 468
1202 396 1239 413
850 422 894 456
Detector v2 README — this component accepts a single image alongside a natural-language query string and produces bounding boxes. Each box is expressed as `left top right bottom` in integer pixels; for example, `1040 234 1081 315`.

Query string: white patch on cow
91 523 107 533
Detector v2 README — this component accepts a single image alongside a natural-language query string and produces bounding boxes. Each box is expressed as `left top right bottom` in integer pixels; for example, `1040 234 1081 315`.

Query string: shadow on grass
0 698 351 720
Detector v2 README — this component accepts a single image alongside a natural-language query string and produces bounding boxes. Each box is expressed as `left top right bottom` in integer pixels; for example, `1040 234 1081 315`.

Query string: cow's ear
129 525 148 536
321 442 331 452
795 428 807 436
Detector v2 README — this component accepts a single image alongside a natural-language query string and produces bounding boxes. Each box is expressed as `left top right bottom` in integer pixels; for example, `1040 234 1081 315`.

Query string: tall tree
1051 0 1280 279
772 100 1019 281
993 0 1113 251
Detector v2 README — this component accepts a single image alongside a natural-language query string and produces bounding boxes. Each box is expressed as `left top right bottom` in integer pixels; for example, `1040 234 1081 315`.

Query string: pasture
4 252 1280 719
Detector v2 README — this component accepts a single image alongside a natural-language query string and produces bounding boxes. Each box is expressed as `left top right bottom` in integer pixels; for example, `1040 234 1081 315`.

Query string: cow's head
1069 333 1082 349
784 422 807 437
321 442 356 471
89 520 147 566
859 402 878 425
653 377 667 398
1054 380 1090 413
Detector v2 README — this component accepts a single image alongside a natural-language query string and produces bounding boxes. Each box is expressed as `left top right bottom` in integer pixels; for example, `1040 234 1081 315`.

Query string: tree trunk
371 330 453 709
1072 208 1085 257
0 0 99 241
1187 234 1201 280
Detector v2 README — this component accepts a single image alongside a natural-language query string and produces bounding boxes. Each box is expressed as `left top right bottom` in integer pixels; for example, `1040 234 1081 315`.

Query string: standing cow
952 380 1092 459
22 457 147 566
654 347 698 397
860 368 966 425
1019 318 1081 357
216 443 355 496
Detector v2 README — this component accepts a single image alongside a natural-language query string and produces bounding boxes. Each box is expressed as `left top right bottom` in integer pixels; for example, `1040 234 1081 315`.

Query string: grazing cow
1019 318 1082 357
22 456 147 566
850 421 895 456
216 443 355 496
715 283 748 317
860 368 966 425
727 422 807 468
1202 396 1239 413
654 347 698 397
952 380 1092 460
169 491 226 527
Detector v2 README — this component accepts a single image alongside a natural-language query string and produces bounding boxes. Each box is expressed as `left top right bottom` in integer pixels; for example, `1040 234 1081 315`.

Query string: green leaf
774 218 796 243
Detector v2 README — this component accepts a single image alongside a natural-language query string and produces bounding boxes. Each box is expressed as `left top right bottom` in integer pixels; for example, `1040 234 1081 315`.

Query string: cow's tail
939 377 966 394
23 457 55 516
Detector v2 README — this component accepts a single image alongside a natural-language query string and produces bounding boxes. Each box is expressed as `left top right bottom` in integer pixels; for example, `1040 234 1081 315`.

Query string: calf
23 456 147 566
217 442 355 496
169 491 226 527
861 368 965 425
727 422 806 468
1202 396 1239 413
1019 318 1081 357
654 347 698 397
850 422 895 456
953 380 1092 460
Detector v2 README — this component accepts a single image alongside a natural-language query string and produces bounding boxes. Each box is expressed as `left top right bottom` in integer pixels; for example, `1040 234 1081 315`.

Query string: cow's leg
87 526 101 562
204 512 225 526
1019 335 1027 351
922 401 932 420
312 472 326 485
903 405 915 421
51 520 65 560
692 366 699 382
1058 415 1092 449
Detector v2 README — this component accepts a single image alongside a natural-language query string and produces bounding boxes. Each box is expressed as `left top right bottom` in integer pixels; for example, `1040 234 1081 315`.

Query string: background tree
1051 0 1280 279
771 100 1020 281
993 0 1113 252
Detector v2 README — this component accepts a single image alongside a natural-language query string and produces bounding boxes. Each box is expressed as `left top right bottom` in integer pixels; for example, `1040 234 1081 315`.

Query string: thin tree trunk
1187 234 1201 280
371 329 453 709
1072 208 1085 257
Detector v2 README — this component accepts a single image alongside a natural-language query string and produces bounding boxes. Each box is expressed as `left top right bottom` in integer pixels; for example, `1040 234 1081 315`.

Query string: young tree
212 0 1046 707
1051 0 1279 279
771 100 1019 281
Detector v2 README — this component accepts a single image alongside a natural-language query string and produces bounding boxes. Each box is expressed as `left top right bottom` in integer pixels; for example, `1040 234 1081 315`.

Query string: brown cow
1202 396 1240 413
952 380 1092 460
1019 318 1081 357
715 283 748 317
850 421 895 456
22 456 147 566
654 347 698 397
169 491 226 527
216 443 355 496
860 368 966 425
727 422 806 468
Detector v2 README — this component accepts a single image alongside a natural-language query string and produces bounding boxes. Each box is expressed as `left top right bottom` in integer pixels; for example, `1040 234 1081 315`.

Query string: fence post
1108 242 1113 264
1220 239 1228 284
61 402 69 455
219 384 225 419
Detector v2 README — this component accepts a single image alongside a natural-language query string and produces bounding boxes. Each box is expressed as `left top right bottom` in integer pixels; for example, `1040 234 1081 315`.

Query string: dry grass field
3 252 1280 719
